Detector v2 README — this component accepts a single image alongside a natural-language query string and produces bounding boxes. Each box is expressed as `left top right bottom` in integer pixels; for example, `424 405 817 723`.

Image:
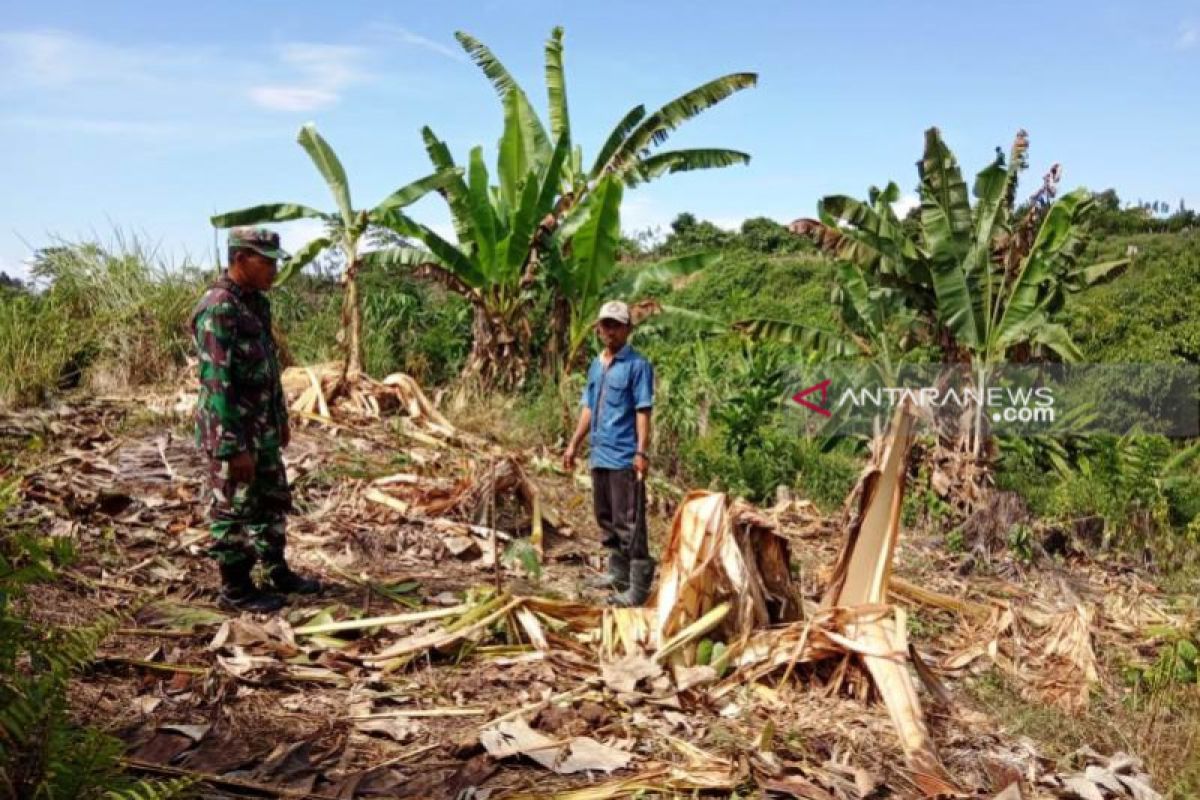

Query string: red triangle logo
792 378 832 417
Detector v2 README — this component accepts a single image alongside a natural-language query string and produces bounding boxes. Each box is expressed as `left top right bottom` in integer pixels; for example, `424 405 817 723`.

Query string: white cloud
1177 21 1199 50
370 24 466 62
0 253 32 282
0 29 155 87
248 86 339 112
891 193 920 217
0 28 383 125
247 43 370 112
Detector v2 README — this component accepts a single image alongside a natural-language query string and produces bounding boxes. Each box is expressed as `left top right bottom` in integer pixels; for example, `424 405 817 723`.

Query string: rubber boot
585 551 629 592
265 561 322 595
608 558 655 608
219 561 286 613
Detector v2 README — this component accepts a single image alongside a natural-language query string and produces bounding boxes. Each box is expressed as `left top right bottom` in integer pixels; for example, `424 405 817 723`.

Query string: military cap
229 227 288 260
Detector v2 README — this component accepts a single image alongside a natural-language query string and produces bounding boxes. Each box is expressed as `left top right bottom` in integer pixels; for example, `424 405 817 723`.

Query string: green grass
1 234 206 408
0 293 78 409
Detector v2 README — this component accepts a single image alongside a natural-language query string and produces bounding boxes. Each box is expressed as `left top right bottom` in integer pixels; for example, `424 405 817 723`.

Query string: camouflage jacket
189 274 288 459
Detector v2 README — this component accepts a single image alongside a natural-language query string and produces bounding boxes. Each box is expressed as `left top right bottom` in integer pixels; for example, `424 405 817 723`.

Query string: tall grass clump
0 233 209 408
0 293 77 409
29 233 206 394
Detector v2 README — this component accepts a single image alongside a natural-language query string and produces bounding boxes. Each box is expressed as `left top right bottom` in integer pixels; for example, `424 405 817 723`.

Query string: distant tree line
623 212 817 259
1090 189 1197 235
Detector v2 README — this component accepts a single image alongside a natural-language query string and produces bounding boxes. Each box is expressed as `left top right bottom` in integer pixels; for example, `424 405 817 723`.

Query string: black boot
608 558 655 608
266 562 321 595
585 551 629 592
219 561 286 613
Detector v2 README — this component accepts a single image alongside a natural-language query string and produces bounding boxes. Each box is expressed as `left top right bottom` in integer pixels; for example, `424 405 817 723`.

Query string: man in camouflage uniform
190 227 320 612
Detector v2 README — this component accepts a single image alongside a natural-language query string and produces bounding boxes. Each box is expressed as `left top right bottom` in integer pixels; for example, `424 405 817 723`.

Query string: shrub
34 238 204 390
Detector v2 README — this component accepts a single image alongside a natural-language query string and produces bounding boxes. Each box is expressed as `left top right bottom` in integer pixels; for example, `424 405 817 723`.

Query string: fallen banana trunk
360 593 601 669
281 362 460 439
363 455 553 559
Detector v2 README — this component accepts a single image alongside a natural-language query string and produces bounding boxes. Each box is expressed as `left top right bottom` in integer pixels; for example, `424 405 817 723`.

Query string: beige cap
596 300 631 325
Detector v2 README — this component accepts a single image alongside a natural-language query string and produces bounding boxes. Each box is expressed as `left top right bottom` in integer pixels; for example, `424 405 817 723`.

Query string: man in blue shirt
563 301 655 607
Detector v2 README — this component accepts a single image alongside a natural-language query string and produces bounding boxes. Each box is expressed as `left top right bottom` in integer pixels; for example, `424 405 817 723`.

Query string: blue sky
2 0 1198 280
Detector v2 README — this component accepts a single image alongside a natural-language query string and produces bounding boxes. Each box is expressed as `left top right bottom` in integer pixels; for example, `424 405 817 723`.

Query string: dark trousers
591 468 648 560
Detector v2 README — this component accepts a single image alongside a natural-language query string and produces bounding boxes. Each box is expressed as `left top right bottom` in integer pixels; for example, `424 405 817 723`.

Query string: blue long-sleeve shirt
580 345 654 470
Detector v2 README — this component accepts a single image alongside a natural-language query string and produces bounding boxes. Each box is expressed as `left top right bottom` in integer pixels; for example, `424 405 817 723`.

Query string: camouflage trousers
206 448 293 567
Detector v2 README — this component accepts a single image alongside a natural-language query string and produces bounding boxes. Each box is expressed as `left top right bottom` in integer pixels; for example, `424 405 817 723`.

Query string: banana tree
797 128 1127 483
455 27 755 205
811 128 1126 373
211 123 457 388
746 128 1127 501
454 27 754 357
367 120 585 389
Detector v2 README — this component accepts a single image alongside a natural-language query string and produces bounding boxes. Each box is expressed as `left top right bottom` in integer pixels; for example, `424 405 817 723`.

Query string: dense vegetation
4 215 1197 542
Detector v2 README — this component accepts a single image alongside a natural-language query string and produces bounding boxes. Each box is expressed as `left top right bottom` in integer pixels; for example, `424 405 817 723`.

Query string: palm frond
604 73 757 173
544 26 570 145
590 104 647 179
627 148 751 186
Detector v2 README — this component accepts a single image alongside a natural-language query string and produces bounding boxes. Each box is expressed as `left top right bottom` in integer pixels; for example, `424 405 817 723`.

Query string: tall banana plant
211 123 456 387
443 27 754 373
454 27 756 203
797 129 1125 461
369 116 619 388
815 128 1126 369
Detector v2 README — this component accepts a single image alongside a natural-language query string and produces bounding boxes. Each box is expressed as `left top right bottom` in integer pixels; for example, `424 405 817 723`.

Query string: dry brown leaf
208 617 297 657
159 723 209 742
480 717 632 775
601 654 663 694
1061 775 1105 800
355 715 424 743
672 664 717 691
1084 764 1127 794
761 774 836 799
1117 774 1163 800
443 535 481 559
131 696 162 715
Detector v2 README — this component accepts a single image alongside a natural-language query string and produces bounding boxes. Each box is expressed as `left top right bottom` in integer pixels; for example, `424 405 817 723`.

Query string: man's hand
228 451 255 484
563 444 577 472
634 452 649 479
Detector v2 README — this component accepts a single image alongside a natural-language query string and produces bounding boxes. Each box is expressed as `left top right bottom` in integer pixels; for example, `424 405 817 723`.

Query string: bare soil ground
2 396 1197 799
